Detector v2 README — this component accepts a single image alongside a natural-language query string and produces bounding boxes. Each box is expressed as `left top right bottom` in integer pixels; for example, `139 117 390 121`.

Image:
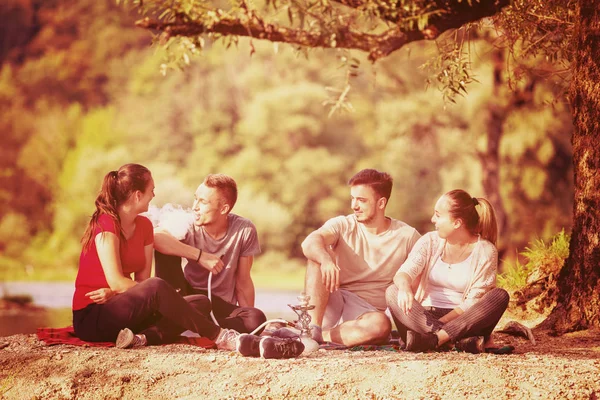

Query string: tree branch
137 15 416 61
332 0 511 39
135 0 511 60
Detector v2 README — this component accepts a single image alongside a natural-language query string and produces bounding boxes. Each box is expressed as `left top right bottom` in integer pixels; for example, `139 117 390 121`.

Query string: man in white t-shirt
298 169 420 346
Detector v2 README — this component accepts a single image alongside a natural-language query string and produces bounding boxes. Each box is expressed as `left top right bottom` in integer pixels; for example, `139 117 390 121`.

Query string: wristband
196 249 203 263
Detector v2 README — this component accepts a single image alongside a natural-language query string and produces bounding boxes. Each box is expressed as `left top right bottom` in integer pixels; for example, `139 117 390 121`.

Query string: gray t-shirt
182 213 260 304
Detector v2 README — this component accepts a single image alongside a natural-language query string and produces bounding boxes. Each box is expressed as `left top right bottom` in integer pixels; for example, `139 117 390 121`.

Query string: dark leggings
73 277 221 345
154 251 267 334
385 285 509 343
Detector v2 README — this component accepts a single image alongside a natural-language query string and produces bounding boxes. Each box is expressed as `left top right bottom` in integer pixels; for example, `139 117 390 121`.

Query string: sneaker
271 324 324 343
214 328 241 351
271 327 301 339
236 334 262 357
259 337 305 359
404 330 438 353
116 328 147 349
454 336 484 354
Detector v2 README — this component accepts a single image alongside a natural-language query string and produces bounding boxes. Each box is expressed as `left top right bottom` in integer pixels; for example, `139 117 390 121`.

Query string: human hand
199 251 225 274
396 287 413 314
85 288 115 304
320 259 340 293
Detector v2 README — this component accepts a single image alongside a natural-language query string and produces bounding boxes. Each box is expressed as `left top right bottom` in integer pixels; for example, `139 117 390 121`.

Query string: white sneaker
214 328 240 351
116 328 147 349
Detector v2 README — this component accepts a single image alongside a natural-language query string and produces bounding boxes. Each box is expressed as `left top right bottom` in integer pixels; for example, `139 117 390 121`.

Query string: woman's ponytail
81 165 151 251
475 197 498 246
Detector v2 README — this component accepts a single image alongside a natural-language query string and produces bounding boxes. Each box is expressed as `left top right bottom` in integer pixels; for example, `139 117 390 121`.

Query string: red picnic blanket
36 326 216 349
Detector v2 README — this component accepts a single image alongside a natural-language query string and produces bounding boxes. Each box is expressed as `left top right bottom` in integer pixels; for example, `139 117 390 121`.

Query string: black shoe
454 336 484 354
259 337 305 359
236 334 262 357
404 331 438 353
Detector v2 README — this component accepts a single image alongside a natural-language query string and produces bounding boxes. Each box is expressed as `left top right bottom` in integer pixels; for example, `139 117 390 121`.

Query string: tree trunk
480 48 509 245
543 0 600 333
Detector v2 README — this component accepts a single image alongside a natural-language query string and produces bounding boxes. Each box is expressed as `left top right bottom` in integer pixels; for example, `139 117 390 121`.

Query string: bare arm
393 271 414 314
301 229 340 292
154 228 201 260
134 243 153 282
95 232 137 293
154 228 225 274
235 256 255 307
301 229 337 264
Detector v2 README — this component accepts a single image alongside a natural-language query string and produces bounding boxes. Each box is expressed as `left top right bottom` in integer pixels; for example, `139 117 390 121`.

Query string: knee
141 277 170 293
248 308 267 324
241 308 267 332
489 287 510 308
185 294 212 315
359 312 392 342
385 284 400 308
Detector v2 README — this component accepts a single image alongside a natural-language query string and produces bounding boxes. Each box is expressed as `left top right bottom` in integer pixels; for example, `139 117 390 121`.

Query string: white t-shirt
321 215 421 310
421 253 472 308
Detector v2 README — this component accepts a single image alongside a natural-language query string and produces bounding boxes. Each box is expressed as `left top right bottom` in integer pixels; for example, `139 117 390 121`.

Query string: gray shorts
322 289 379 330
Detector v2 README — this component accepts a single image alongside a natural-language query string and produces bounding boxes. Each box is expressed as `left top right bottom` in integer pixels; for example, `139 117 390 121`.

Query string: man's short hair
204 174 238 211
348 169 393 201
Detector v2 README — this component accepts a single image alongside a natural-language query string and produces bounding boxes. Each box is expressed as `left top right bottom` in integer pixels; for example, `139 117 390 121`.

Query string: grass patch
0 256 77 282
498 229 570 291
251 252 307 291
0 252 306 291
497 255 529 290
252 266 305 291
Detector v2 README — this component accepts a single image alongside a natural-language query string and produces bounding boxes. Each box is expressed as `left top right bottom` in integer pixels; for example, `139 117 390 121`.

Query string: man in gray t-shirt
182 213 260 305
154 174 266 334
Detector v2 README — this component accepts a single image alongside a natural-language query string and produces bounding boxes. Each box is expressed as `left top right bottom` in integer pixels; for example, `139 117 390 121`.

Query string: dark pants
155 251 267 334
385 285 509 343
73 277 221 344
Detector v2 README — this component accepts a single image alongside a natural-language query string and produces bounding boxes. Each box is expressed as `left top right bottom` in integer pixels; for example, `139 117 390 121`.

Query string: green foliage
498 229 570 290
497 254 529 290
252 251 306 291
0 213 30 258
422 28 480 104
520 229 570 275
0 0 575 285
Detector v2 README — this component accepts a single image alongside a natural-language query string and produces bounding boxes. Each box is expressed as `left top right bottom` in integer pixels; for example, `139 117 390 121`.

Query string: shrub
498 229 570 291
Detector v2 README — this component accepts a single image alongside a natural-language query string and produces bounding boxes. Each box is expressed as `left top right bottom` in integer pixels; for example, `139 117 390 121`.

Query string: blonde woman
386 189 509 353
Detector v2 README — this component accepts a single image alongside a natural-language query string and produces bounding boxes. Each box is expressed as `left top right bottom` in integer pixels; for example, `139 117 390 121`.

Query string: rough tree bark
542 0 600 333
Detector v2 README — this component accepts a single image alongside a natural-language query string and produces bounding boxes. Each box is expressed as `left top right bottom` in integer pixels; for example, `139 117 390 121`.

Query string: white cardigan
394 231 498 311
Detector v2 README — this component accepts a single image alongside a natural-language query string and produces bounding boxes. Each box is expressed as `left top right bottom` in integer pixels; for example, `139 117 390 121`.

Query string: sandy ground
1 303 599 399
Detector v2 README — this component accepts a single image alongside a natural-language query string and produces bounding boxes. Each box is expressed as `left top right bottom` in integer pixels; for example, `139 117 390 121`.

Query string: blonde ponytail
475 198 498 246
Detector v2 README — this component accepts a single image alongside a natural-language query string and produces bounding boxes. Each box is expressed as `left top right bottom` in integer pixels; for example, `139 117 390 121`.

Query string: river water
0 282 300 337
